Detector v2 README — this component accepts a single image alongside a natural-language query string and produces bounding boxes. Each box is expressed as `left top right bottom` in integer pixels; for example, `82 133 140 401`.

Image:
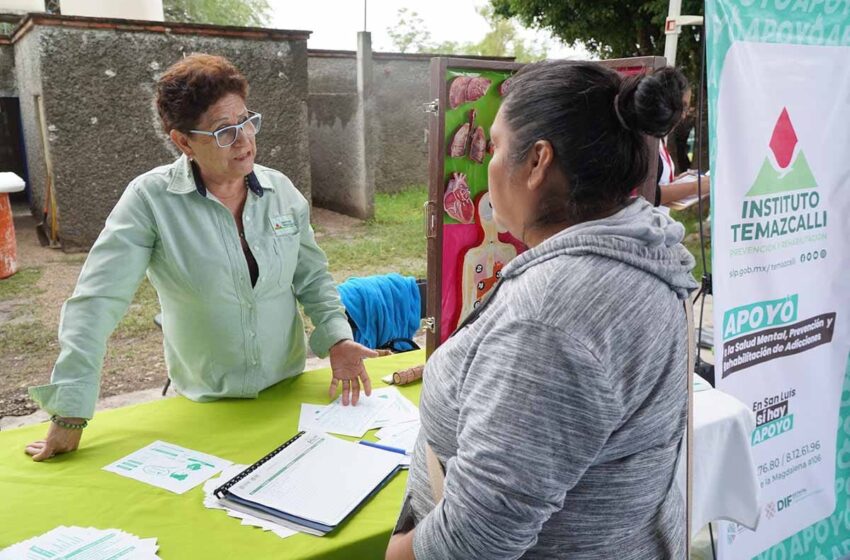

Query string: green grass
319 186 428 282
0 277 159 361
671 208 712 282
0 320 55 356
0 279 158 373
0 267 44 301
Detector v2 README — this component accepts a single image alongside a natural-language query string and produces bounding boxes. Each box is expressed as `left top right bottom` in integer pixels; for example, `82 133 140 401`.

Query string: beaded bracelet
50 415 88 430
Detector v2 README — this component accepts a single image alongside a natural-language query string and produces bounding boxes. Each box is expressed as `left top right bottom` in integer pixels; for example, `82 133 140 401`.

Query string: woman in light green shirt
25 54 377 461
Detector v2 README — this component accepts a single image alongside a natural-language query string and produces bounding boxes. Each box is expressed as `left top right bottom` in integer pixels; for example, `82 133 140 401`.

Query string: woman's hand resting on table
328 339 379 406
25 419 84 461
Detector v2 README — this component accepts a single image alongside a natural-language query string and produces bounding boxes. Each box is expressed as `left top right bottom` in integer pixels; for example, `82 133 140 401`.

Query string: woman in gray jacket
387 61 698 559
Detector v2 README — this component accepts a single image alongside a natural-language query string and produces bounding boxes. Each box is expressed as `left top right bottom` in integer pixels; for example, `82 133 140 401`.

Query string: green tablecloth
0 351 425 559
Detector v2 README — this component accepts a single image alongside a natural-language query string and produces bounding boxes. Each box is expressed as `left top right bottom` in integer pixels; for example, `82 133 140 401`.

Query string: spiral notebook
213 431 402 536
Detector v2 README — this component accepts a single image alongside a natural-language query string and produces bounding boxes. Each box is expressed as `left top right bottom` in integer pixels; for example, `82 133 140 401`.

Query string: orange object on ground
0 193 18 279
0 172 26 279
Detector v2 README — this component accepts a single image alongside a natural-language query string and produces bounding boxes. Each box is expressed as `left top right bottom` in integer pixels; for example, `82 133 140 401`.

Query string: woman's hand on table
328 339 379 406
25 419 84 461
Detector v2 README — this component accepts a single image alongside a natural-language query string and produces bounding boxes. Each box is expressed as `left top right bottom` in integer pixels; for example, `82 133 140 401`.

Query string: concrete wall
0 42 15 96
307 51 431 199
11 15 311 251
372 56 431 194
308 92 364 215
13 28 44 216
307 54 363 215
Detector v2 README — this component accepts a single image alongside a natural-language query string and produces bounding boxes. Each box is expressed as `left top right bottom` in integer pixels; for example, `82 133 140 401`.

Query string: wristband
50 415 88 430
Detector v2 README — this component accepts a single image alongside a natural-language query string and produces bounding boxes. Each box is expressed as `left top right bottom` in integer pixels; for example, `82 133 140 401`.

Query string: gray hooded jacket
407 198 699 559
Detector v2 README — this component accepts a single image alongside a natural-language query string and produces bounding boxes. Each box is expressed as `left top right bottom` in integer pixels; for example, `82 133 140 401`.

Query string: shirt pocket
272 233 300 288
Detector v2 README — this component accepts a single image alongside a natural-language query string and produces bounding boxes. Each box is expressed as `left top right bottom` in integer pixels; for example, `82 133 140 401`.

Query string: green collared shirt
29 155 352 419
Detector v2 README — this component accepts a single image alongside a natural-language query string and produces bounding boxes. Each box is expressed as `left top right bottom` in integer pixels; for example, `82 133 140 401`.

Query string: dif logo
765 495 794 519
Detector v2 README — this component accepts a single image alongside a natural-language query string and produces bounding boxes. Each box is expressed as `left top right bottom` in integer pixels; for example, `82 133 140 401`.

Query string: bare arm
660 175 710 206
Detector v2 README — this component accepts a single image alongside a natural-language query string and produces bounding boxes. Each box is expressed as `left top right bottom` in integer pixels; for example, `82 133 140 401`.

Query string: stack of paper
372 388 420 428
0 526 159 559
103 440 232 494
375 420 420 454
298 387 419 438
202 465 297 539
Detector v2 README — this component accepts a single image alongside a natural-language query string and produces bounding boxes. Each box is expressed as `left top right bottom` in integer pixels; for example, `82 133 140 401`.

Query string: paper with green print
103 440 232 494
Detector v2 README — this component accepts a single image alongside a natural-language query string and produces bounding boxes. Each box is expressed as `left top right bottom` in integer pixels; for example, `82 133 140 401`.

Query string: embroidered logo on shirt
270 214 298 236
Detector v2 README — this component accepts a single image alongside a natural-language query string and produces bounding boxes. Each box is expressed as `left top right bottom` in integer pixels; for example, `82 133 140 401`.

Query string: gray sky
269 0 589 58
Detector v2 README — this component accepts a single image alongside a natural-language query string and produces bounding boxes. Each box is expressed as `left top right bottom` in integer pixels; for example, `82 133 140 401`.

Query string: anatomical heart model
444 173 474 224
458 192 516 325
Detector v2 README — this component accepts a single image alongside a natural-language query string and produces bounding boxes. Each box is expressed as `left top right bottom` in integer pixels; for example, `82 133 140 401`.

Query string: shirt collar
166 154 269 197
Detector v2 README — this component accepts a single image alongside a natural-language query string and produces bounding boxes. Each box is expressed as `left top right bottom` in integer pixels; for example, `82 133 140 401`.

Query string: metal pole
363 0 367 31
664 0 683 66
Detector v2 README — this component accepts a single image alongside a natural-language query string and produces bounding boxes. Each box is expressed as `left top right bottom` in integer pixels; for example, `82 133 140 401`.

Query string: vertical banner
706 1 850 558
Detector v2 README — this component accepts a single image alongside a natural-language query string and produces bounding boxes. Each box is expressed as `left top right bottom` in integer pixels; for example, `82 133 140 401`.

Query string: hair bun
616 67 689 138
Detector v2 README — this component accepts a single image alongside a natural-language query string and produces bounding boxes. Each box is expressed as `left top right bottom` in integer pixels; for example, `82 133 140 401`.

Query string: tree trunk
636 24 654 56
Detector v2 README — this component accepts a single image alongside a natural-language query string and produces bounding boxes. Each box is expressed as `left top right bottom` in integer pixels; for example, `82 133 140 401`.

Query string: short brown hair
156 53 249 133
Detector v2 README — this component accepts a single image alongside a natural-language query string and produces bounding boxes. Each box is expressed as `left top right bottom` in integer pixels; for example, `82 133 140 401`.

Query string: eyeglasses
189 111 262 148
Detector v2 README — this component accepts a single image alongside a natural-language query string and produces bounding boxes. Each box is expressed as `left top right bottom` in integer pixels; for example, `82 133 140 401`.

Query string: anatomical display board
425 57 666 354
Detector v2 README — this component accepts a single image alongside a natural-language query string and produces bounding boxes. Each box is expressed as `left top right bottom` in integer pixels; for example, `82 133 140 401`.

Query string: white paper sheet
370 387 420 429
298 403 328 433
375 420 421 453
103 440 231 494
304 392 392 437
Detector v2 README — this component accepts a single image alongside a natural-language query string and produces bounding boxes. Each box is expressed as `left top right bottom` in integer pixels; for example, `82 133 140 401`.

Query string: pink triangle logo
769 108 797 170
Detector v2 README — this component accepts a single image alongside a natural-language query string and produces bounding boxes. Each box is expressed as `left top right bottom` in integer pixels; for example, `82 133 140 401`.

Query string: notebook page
228 432 400 526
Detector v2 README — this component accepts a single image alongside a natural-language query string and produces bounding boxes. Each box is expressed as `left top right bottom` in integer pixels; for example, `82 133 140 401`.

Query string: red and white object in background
658 140 676 185
0 172 26 279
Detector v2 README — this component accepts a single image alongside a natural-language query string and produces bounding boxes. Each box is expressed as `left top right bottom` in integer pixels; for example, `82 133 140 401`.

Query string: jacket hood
502 198 699 299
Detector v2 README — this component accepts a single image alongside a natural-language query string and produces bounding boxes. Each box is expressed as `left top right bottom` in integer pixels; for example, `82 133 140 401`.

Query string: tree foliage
386 8 435 54
490 0 704 80
491 0 708 169
163 0 271 27
387 6 547 62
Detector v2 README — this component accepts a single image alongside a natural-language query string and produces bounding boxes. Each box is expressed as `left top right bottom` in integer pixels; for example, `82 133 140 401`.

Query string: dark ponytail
501 61 689 224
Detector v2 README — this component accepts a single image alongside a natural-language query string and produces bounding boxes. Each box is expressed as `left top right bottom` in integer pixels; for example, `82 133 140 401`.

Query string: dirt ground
0 206 366 418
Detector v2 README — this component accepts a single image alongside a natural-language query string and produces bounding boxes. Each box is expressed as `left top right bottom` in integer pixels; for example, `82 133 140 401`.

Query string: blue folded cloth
337 274 420 350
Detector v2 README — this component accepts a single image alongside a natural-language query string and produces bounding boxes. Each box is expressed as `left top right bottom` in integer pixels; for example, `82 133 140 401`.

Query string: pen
358 440 409 456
